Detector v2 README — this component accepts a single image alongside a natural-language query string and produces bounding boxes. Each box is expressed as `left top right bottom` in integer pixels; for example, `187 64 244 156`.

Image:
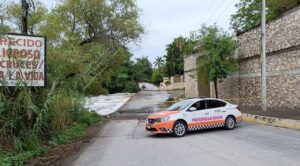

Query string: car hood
147 110 180 119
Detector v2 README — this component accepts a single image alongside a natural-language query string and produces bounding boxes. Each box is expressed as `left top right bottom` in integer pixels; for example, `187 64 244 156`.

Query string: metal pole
21 0 29 34
261 0 267 111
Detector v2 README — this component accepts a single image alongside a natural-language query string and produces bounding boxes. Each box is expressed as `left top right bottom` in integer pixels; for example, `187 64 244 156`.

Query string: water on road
115 83 184 119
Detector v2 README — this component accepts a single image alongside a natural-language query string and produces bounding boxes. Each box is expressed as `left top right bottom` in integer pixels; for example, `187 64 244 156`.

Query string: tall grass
0 85 101 165
0 85 60 151
0 43 108 165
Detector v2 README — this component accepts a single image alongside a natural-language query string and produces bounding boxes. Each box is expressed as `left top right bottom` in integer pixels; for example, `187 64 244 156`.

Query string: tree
165 37 182 77
1 0 144 93
197 25 238 98
231 0 300 32
151 70 163 86
123 81 140 93
132 56 153 82
154 56 164 72
164 36 194 77
40 0 143 49
107 59 139 93
0 2 10 33
38 0 144 94
6 0 47 34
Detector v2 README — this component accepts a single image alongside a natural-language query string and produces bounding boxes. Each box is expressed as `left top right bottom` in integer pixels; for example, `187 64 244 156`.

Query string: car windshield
166 100 194 111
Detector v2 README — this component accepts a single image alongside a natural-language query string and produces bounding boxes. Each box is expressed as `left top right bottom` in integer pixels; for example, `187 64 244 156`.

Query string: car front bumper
145 120 175 134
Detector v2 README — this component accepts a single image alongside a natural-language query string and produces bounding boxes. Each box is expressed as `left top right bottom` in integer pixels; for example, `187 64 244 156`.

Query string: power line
211 0 236 23
193 0 216 29
203 0 228 25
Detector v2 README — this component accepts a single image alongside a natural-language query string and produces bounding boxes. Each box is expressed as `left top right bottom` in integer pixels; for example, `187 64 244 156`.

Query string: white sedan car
146 98 242 137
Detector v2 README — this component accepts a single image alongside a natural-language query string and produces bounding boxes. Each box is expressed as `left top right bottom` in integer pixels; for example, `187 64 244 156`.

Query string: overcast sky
44 0 239 63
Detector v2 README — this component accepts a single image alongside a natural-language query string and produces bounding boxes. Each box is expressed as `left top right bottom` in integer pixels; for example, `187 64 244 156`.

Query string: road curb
242 113 300 130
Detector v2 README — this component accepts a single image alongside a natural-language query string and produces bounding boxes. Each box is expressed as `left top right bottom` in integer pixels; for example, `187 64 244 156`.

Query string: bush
48 90 84 132
151 71 163 86
123 81 140 93
85 81 109 96
22 134 40 151
76 111 102 126
0 87 49 152
48 124 87 147
0 146 48 166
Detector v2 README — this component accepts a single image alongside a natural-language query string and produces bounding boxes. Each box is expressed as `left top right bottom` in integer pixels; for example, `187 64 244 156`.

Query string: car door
183 100 211 131
216 100 228 119
205 99 227 124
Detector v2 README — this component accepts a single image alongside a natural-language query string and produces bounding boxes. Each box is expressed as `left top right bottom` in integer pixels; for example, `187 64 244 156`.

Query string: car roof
183 98 199 102
184 98 228 103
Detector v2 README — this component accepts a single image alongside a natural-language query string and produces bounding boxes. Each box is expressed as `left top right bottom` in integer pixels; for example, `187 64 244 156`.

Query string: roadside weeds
27 118 109 166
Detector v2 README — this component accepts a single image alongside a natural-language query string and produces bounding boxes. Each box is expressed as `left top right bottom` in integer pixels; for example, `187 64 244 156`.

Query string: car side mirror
188 107 197 112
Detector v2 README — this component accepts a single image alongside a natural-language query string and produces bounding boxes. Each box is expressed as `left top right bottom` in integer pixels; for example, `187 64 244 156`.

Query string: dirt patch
28 119 109 166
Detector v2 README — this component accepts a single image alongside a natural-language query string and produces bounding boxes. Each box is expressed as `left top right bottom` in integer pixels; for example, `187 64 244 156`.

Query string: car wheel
173 121 187 137
225 116 236 130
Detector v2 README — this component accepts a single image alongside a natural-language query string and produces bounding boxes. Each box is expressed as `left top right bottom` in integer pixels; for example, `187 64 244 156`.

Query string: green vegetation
157 35 197 80
123 81 140 93
162 24 237 98
48 124 88 146
231 0 300 32
151 56 165 86
151 71 164 86
0 0 144 165
131 57 153 82
196 25 238 98
1 147 48 166
164 36 195 77
107 56 153 93
0 122 95 165
153 56 165 73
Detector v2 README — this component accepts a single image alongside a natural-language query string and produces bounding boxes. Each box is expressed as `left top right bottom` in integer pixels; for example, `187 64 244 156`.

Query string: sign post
0 34 46 87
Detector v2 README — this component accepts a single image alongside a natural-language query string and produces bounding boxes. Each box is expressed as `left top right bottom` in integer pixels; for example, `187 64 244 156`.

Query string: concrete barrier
242 113 300 130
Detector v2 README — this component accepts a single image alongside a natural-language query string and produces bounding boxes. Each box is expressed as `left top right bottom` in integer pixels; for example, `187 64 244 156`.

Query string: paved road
67 88 300 166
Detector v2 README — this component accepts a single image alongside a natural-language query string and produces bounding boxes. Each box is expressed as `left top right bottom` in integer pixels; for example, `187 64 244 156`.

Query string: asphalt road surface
66 87 300 166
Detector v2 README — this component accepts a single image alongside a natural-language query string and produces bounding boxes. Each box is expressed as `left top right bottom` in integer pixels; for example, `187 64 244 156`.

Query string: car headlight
157 116 170 122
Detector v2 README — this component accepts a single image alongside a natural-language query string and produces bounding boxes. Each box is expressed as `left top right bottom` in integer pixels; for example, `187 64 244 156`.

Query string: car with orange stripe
146 98 242 137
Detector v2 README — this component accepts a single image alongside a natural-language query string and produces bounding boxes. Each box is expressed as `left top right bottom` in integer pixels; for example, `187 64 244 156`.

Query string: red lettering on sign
0 38 7 45
0 48 41 59
15 71 22 80
0 71 3 79
0 61 5 68
0 37 43 47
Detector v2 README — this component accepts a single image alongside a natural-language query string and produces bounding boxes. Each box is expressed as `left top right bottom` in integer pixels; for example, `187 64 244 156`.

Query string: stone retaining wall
238 6 300 58
218 7 300 109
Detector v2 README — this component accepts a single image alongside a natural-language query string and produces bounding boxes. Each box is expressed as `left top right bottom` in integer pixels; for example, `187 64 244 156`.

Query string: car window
206 100 227 109
167 100 194 111
219 101 227 107
190 100 206 110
